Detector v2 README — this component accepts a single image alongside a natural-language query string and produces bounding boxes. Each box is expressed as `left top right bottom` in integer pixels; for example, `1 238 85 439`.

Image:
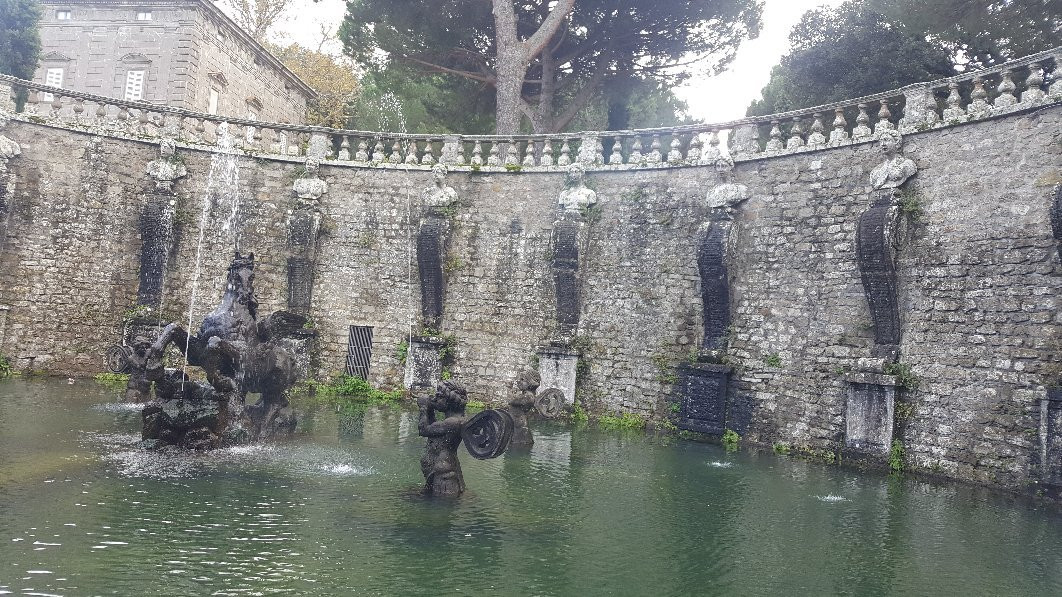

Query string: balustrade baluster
968 76 992 118
94 101 108 125
522 141 535 167
994 69 1018 111
667 136 683 163
607 136 622 165
338 135 351 160
765 120 784 153
487 141 501 166
471 140 484 166
503 140 518 166
422 140 436 165
687 134 702 165
389 139 402 163
647 134 662 163
72 97 85 121
829 107 849 146
1022 63 1046 105
405 140 420 165
786 117 805 150
541 140 555 167
558 139 571 166
629 137 643 164
370 138 384 162
874 100 894 133
355 139 368 161
852 104 872 140
942 82 967 123
595 136 605 164
49 95 63 121
807 113 826 147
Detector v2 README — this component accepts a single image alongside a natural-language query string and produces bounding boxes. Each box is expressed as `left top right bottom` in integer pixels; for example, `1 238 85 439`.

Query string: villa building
32 0 316 124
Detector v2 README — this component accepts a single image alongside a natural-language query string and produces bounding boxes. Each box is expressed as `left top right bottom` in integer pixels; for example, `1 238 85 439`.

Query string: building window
136 11 152 21
41 68 64 102
208 88 220 115
124 70 145 101
56 10 71 20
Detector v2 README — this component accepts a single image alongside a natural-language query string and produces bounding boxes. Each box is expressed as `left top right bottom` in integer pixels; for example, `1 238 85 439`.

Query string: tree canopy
0 0 42 81
340 0 762 134
747 1 955 117
269 43 359 128
869 0 1062 68
747 0 1061 117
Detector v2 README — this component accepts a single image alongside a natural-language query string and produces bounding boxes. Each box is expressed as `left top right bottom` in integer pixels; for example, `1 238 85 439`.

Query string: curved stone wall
0 95 1059 490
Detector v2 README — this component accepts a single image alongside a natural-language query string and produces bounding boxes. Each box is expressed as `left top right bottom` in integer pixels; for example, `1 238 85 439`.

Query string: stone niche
677 362 730 435
537 344 579 407
1041 388 1062 486
843 372 898 455
404 336 447 390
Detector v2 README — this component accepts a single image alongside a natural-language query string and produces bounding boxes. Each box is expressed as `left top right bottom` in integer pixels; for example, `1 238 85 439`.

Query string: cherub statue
418 380 469 497
145 138 187 192
557 163 597 216
507 370 540 446
869 128 917 191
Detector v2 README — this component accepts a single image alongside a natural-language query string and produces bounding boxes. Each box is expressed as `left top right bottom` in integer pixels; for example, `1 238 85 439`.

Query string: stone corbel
679 156 750 435
1050 185 1062 262
857 129 918 360
287 155 328 314
847 129 918 456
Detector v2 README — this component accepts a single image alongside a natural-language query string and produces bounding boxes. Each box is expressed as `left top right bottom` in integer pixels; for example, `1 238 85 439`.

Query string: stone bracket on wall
844 372 898 455
404 335 446 391
1050 185 1062 261
856 192 901 355
677 362 730 435
537 344 579 408
697 223 731 355
1040 388 1062 486
287 156 327 315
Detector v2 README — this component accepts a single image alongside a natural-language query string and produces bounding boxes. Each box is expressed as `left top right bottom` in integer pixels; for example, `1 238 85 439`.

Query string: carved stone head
877 128 903 157
515 370 541 393
159 138 177 158
431 379 468 416
432 163 447 183
305 156 321 175
566 162 586 186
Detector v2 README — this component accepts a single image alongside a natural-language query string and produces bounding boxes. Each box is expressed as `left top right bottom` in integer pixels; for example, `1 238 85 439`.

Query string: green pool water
1 378 1060 596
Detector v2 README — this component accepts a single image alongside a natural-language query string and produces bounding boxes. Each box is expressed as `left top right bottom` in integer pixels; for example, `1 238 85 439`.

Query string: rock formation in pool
418 380 514 497
129 251 311 449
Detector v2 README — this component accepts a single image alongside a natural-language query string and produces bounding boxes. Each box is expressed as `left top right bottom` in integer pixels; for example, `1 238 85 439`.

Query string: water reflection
0 379 1060 595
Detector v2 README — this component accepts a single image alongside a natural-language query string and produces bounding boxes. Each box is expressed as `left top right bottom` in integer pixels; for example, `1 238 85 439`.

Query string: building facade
34 0 316 124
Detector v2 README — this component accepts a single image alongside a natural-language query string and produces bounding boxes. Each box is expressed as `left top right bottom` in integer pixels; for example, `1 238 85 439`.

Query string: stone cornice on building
39 0 317 101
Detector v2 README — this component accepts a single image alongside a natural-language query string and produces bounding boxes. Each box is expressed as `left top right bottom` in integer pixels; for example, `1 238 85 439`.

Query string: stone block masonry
0 104 1059 492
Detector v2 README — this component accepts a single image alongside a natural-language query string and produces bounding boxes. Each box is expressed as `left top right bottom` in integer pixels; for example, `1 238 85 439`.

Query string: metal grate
346 325 374 379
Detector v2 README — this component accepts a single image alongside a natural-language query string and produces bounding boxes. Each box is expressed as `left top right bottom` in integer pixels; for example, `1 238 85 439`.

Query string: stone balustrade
1 46 1059 170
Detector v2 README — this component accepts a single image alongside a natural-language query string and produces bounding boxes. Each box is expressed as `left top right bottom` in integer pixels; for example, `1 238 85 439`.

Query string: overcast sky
257 0 848 125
